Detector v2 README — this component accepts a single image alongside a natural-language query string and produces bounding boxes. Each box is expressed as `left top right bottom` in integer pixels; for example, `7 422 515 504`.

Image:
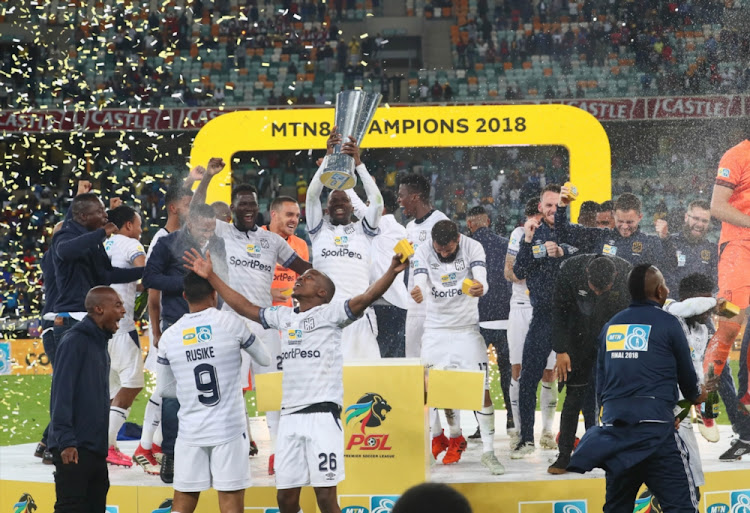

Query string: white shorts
507 303 532 366
422 327 490 390
144 323 158 373
678 421 704 487
342 308 380 360
246 321 282 389
174 433 251 492
108 330 145 398
275 411 345 489
405 311 425 358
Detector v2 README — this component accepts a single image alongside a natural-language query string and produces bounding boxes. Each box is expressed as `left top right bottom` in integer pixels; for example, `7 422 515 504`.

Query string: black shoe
547 453 571 474
160 454 174 484
34 442 46 459
249 441 259 457
42 450 54 465
719 439 750 461
468 427 482 440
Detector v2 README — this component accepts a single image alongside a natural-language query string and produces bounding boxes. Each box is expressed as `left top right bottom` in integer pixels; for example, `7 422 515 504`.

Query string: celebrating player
307 130 384 359
182 246 409 513
411 220 505 475
193 159 312 474
155 272 270 513
103 205 147 469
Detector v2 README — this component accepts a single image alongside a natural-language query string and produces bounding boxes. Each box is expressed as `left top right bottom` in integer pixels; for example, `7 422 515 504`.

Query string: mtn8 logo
197 326 213 342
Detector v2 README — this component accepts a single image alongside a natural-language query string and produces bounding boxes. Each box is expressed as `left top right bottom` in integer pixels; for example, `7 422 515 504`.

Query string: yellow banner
191 104 612 220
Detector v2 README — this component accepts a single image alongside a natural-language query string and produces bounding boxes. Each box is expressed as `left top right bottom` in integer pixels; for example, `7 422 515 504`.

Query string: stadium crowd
1 0 749 109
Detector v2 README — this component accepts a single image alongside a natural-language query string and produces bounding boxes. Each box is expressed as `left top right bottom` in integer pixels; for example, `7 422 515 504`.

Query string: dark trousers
373 304 406 358
480 327 512 420
52 316 79 348
738 323 749 398
604 432 698 513
52 447 109 513
719 361 750 439
41 320 56 446
558 350 598 456
519 313 553 444
161 320 179 456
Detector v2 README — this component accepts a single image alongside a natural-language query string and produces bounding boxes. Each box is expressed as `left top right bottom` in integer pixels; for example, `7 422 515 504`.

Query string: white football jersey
259 300 358 413
146 228 169 261
506 226 531 305
157 308 258 445
413 235 488 329
104 234 146 333
405 210 449 313
309 219 376 300
215 220 298 308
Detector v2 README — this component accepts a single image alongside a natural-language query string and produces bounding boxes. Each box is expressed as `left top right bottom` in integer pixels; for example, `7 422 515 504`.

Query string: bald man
211 201 232 223
568 264 708 512
48 286 125 513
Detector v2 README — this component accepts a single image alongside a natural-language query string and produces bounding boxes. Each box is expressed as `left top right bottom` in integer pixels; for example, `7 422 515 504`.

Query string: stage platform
2 412 749 513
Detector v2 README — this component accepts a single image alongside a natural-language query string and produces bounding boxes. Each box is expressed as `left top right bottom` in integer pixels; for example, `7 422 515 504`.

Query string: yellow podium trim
427 368 485 411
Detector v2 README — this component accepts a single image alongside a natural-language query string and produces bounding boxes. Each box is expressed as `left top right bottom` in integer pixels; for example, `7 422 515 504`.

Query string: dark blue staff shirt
470 227 512 322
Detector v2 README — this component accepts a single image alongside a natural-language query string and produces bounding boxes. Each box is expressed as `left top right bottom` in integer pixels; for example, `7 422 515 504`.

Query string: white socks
108 406 129 448
430 408 442 437
139 395 161 450
445 409 461 438
541 381 557 433
477 404 495 453
510 378 520 433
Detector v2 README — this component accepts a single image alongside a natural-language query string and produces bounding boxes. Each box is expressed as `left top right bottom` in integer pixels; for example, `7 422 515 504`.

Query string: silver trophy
321 90 382 190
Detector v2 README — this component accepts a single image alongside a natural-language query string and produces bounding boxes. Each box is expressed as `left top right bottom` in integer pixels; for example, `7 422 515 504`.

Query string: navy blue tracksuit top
663 232 717 296
48 316 112 456
52 220 144 313
142 227 227 325
554 204 676 271
470 227 512 322
597 300 702 425
513 221 576 312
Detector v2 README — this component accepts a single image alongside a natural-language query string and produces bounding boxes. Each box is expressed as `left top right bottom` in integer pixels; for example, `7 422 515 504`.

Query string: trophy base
320 151 358 191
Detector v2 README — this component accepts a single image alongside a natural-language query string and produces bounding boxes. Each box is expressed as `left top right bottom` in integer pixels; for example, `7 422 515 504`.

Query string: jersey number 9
194 363 221 406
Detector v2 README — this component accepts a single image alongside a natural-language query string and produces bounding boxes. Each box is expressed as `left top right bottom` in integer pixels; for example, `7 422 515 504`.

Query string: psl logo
606 324 651 352
13 493 36 513
345 393 393 451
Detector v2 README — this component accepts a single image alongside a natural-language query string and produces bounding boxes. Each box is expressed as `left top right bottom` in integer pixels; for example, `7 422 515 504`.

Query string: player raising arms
155 272 270 513
183 247 409 513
